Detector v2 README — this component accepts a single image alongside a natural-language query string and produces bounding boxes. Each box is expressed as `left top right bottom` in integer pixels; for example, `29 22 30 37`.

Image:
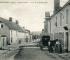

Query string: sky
0 0 68 32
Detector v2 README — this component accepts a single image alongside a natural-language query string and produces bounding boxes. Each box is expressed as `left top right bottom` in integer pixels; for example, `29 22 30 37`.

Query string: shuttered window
66 9 68 24
60 13 62 26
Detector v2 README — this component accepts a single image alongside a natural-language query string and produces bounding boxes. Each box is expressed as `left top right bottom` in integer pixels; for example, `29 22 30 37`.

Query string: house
44 12 51 36
0 17 24 49
44 0 70 52
24 29 31 43
31 31 41 40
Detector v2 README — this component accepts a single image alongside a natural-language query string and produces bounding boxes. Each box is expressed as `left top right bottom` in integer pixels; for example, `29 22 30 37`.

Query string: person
48 41 53 53
48 41 51 52
59 43 62 53
55 39 62 53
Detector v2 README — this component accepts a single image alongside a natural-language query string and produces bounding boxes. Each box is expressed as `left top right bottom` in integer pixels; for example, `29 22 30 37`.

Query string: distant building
44 12 51 36
31 31 41 41
24 29 32 43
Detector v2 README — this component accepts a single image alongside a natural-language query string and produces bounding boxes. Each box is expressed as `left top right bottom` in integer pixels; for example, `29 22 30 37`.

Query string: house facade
45 0 70 52
0 17 25 49
0 21 10 49
24 29 31 43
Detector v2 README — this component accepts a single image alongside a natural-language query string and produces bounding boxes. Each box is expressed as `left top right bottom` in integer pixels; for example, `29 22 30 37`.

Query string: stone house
0 17 24 49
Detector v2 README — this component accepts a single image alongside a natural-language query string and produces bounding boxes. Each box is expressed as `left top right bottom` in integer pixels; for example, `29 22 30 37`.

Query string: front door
66 32 68 52
1 36 7 49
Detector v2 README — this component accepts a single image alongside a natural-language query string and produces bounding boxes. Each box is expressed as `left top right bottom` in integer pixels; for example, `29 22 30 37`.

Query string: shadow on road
14 46 24 60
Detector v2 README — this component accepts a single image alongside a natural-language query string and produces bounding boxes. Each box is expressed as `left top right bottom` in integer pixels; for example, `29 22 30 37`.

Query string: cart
39 35 50 50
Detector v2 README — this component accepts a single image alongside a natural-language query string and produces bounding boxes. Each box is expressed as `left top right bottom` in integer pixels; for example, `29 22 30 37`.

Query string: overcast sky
0 0 68 31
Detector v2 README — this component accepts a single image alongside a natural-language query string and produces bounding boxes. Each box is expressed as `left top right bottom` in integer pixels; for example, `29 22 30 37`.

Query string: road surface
14 47 64 60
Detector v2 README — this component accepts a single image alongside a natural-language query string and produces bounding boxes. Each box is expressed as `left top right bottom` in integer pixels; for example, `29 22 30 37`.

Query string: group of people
48 39 62 53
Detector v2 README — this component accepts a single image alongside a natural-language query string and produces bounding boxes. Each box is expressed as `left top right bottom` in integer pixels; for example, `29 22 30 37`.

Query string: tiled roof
0 17 24 32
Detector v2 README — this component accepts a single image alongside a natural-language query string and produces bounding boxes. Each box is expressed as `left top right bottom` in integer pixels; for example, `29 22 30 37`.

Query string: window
55 16 57 27
11 38 12 43
60 13 62 26
1 24 3 28
0 24 3 28
66 9 69 24
3 38 4 46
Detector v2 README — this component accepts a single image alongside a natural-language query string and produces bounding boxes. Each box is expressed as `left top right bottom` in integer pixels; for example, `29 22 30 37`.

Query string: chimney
45 12 50 17
9 17 12 22
45 12 50 20
54 0 60 14
15 20 19 24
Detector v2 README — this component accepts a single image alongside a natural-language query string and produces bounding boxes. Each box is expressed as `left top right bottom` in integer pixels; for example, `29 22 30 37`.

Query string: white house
0 17 25 49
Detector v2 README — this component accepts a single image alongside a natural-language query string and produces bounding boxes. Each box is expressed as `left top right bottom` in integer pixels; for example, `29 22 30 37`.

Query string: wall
17 31 25 44
0 23 10 38
44 20 48 34
50 4 70 51
10 30 17 44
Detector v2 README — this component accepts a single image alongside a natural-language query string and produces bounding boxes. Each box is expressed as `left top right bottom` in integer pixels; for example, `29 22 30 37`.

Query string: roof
51 0 70 18
0 17 24 32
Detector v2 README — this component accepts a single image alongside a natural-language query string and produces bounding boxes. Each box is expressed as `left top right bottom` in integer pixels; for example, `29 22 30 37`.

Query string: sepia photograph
0 0 70 60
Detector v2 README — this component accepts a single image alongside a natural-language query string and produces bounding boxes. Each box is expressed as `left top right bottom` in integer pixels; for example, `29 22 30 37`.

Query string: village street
0 46 70 60
13 47 64 60
0 0 70 60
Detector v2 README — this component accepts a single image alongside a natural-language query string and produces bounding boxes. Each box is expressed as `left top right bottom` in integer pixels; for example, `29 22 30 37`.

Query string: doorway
66 32 68 52
1 35 7 49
